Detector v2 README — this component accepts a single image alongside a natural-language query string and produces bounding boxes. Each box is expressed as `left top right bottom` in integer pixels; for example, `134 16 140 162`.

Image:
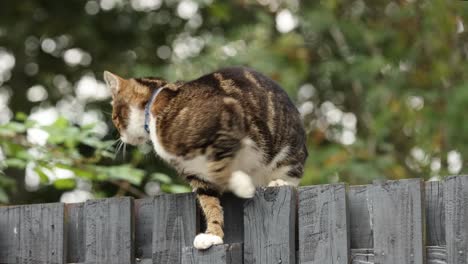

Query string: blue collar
144 88 163 134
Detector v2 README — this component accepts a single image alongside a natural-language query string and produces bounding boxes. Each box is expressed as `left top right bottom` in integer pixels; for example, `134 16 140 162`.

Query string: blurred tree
0 0 467 204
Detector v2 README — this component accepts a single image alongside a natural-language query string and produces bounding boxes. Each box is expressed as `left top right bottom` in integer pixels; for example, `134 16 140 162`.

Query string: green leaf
53 178 76 190
15 112 28 121
4 158 27 169
167 184 191 194
96 165 145 185
52 117 70 129
150 173 172 184
0 122 27 135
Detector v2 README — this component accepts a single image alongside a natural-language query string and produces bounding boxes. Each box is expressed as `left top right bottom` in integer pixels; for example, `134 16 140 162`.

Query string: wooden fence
0 175 467 263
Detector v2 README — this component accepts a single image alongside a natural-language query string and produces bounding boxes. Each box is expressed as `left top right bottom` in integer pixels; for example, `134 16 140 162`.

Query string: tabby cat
104 67 308 249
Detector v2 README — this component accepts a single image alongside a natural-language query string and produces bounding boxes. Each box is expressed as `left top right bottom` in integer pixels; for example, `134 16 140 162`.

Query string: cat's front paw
229 171 255 198
193 233 223 250
268 179 290 187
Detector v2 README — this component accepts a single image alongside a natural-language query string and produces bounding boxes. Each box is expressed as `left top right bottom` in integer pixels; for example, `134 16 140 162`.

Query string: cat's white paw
193 233 223 250
268 179 290 187
229 171 255 198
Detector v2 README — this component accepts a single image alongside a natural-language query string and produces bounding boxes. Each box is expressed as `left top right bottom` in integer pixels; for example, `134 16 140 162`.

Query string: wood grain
0 203 65 264
182 243 242 264
348 185 373 249
370 179 425 264
152 193 197 264
66 202 85 263
244 186 296 264
445 175 468 264
84 197 134 264
298 183 349 264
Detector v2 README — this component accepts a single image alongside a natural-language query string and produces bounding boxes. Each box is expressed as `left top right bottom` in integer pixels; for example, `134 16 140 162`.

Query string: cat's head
103 71 167 145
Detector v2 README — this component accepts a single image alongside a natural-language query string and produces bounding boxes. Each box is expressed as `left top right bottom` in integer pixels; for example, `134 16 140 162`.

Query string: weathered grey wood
181 243 242 264
425 181 445 246
84 197 134 264
445 175 468 264
152 193 197 264
298 183 349 264
220 193 244 244
0 203 65 264
135 198 154 259
66 202 85 263
351 248 374 264
370 179 425 264
427 246 447 264
135 258 153 264
350 247 447 264
348 185 373 249
244 187 296 264
0 205 20 263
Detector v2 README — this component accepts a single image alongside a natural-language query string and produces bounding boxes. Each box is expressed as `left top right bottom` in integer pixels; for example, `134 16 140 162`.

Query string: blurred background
0 0 467 204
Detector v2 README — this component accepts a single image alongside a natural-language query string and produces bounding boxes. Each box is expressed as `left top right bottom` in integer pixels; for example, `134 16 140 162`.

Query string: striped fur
105 67 308 249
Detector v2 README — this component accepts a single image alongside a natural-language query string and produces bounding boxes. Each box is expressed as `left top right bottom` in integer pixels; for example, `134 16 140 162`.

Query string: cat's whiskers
114 139 124 159
107 139 120 152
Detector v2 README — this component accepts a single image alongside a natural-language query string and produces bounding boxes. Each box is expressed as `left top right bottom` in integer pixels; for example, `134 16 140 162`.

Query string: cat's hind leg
188 176 224 249
268 178 293 187
267 163 302 187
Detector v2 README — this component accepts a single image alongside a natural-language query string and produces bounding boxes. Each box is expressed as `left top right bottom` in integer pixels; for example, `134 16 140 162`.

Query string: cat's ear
103 71 122 94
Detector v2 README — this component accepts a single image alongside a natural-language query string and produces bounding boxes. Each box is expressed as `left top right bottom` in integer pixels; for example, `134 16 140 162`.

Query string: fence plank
348 185 373 249
0 203 65 264
244 186 296 264
370 179 425 264
425 181 445 246
135 198 154 260
84 197 134 264
220 193 244 244
181 243 242 264
0 205 20 263
66 202 85 263
298 183 349 264
445 175 468 264
152 193 197 264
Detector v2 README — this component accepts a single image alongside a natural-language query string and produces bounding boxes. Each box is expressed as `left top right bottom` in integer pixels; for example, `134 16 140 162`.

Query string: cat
104 66 308 250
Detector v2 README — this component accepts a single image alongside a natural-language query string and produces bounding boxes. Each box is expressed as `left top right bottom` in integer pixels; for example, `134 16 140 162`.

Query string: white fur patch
121 106 148 145
229 170 255 198
149 116 173 161
149 128 299 188
193 233 223 250
268 179 290 187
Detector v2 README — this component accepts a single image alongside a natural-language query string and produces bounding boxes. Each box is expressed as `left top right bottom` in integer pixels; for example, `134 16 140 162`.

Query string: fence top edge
4 176 468 207
444 174 468 182
0 201 65 209
84 196 134 204
372 177 423 185
298 183 347 191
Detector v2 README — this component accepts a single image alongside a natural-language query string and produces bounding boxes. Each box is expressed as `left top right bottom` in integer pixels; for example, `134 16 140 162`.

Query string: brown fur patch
214 73 242 95
189 177 224 238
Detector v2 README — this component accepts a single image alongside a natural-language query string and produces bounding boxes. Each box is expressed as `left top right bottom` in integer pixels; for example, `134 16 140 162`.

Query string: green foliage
0 0 467 203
